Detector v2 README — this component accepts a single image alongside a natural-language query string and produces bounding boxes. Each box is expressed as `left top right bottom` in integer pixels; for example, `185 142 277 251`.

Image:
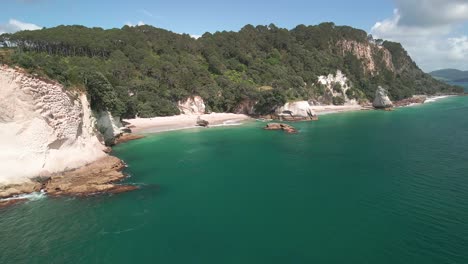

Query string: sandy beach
124 113 252 134
308 104 366 115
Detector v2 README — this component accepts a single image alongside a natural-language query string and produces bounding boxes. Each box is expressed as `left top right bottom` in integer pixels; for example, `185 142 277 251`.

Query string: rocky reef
394 95 427 107
373 86 394 109
0 156 137 201
264 123 297 133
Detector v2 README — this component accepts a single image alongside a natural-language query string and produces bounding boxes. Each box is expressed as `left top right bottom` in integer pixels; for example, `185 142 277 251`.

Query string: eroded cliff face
178 96 206 115
337 40 395 74
95 110 124 145
0 66 106 185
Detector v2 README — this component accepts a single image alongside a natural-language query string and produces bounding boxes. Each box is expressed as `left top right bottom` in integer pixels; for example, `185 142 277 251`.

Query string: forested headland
0 23 462 117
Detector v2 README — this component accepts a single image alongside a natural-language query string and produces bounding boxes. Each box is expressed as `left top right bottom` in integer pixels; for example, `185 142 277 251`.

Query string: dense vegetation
0 23 462 117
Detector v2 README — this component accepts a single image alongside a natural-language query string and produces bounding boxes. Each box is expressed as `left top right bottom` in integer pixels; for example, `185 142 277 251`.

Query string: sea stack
373 86 393 109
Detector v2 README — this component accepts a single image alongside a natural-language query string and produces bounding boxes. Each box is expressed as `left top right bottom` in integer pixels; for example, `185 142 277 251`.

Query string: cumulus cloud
125 21 146 27
371 0 468 71
0 19 41 34
190 34 201 39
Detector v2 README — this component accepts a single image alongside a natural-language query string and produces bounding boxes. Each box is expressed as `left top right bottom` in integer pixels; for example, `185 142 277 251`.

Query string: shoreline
123 96 457 135
125 113 252 134
1 95 460 208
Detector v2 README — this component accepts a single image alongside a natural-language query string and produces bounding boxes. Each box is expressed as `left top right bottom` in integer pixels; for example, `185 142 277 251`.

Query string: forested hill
0 23 462 117
430 69 468 82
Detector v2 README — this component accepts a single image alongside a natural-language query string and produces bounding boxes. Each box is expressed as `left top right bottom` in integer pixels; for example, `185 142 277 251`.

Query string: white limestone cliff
373 86 393 108
95 110 124 145
317 70 358 105
178 96 206 115
276 101 316 117
0 66 107 185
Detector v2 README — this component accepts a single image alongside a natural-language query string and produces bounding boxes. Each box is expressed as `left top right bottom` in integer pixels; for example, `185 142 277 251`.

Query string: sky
0 0 467 72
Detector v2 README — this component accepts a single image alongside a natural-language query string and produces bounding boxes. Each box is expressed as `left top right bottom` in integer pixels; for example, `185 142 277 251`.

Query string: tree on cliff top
0 23 462 117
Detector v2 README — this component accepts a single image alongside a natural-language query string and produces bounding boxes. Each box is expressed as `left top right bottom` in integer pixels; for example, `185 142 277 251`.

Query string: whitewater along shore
0 156 137 205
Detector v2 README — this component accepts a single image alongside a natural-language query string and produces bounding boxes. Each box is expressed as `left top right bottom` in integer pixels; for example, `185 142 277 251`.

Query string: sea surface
1 96 468 263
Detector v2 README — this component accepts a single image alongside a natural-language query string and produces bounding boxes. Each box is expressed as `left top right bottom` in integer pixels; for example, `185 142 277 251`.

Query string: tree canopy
0 23 462 117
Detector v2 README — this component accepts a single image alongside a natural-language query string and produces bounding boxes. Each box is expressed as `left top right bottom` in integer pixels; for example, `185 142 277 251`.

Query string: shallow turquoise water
1 96 468 263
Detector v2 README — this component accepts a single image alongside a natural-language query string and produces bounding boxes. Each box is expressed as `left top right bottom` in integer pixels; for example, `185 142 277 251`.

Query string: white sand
124 113 252 134
308 104 365 115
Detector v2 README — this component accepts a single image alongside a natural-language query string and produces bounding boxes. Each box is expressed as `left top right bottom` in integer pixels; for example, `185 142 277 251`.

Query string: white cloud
0 19 41 34
190 34 201 39
125 21 146 27
371 0 468 71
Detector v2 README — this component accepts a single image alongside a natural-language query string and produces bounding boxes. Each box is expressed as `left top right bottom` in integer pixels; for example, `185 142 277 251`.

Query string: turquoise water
1 96 468 263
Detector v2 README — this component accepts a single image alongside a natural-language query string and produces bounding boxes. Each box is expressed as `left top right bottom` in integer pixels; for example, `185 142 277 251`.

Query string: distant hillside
0 23 462 118
430 69 468 82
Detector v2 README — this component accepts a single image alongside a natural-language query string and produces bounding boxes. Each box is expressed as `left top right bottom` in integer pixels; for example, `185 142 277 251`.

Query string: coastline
1 95 459 208
124 113 252 134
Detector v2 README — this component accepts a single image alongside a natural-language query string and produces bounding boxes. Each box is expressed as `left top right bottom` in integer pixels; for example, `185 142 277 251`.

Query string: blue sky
1 0 394 35
1 0 467 71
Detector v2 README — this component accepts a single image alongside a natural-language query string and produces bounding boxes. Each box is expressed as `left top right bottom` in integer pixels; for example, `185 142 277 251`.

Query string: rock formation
196 116 209 127
264 123 297 133
275 101 318 121
0 66 107 185
178 96 206 115
95 110 125 145
337 40 394 74
373 86 393 109
0 65 139 201
393 95 427 107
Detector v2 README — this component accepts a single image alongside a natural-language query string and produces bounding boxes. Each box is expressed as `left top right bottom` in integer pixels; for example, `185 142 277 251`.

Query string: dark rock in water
373 86 393 109
196 116 209 127
264 123 297 133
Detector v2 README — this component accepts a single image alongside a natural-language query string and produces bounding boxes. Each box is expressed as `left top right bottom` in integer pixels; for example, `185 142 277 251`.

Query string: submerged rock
373 86 393 109
264 123 297 133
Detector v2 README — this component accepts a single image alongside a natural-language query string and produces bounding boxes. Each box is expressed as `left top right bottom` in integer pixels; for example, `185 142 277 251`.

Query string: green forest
0 23 462 117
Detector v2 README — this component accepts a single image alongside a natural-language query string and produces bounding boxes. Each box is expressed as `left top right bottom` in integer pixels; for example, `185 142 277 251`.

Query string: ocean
1 96 468 263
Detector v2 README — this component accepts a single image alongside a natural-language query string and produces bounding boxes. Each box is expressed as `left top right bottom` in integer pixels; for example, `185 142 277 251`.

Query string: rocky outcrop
275 101 318 121
95 110 125 145
394 95 427 107
316 70 361 105
45 156 136 196
0 156 136 200
234 99 256 115
196 116 209 127
337 40 394 74
114 133 145 145
178 96 206 115
373 86 393 109
0 66 107 185
264 123 297 133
